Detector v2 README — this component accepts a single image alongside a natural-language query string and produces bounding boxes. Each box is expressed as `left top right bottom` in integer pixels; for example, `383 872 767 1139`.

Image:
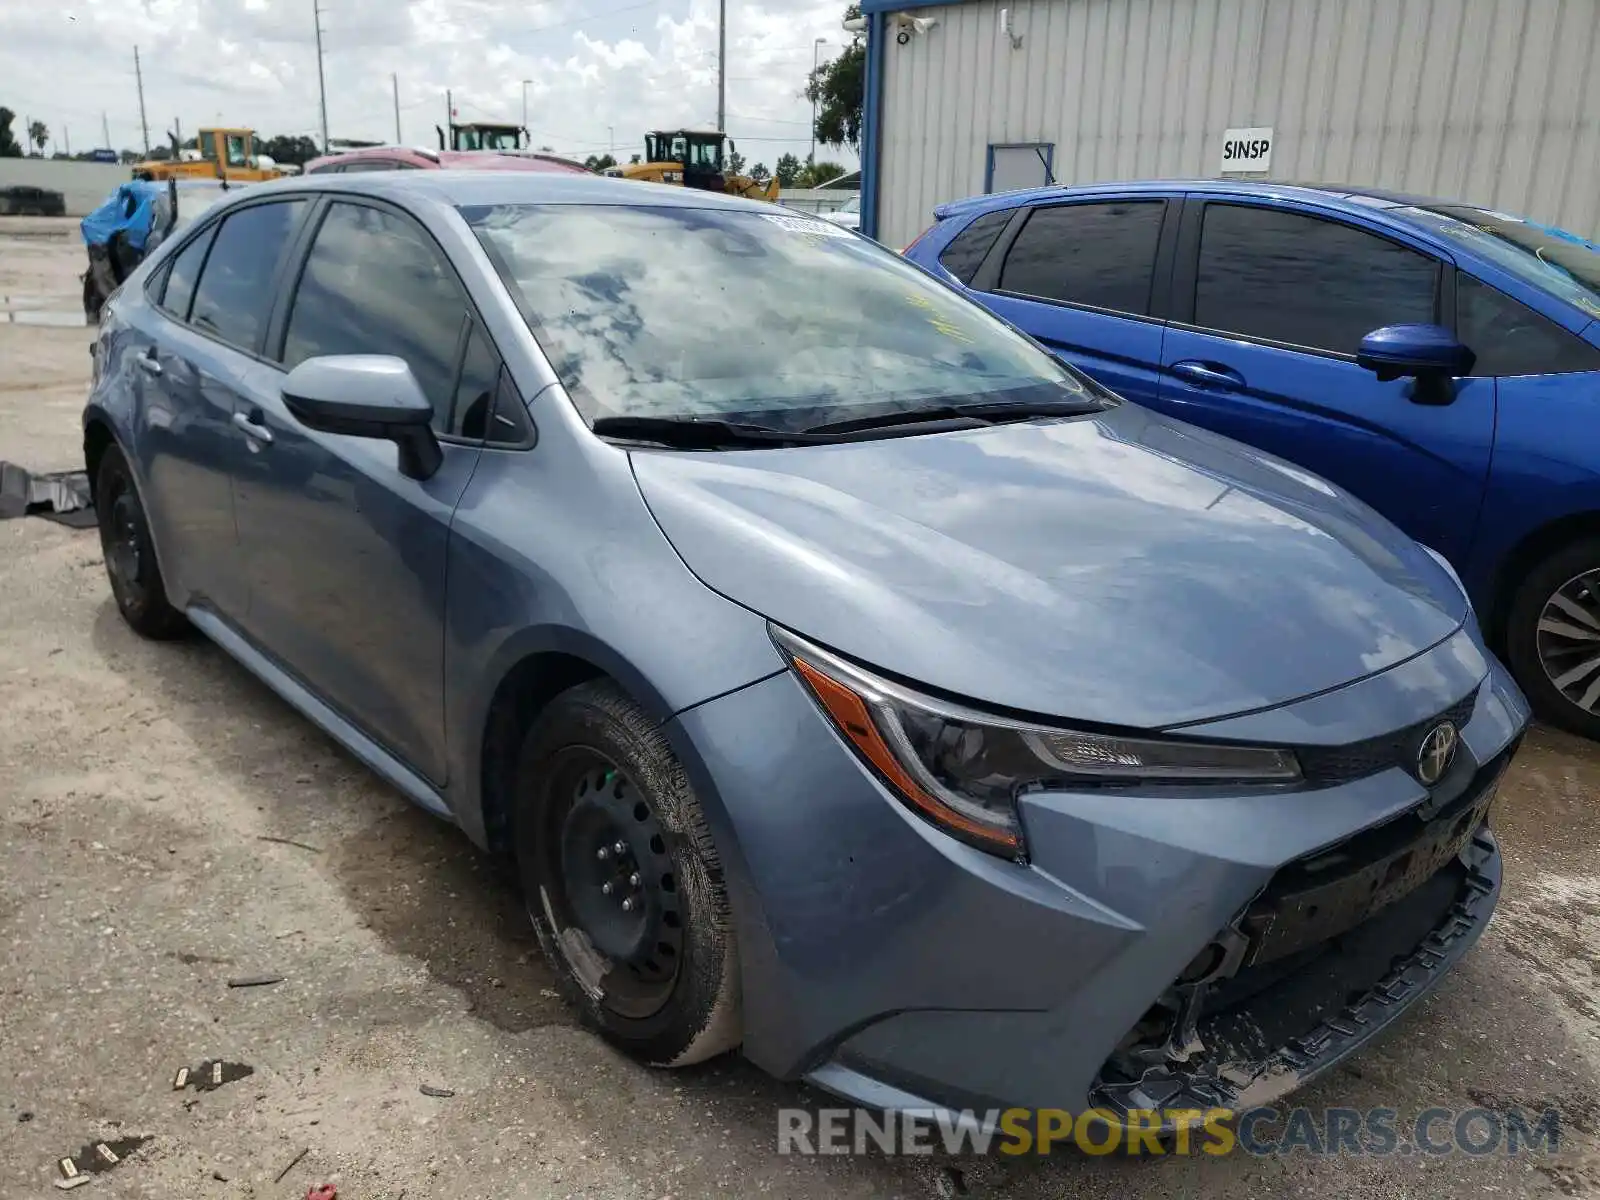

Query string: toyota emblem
1416 721 1459 786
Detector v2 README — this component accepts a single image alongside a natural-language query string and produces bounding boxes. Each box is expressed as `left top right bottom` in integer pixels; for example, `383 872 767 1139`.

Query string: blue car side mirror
1356 323 1476 383
282 354 442 480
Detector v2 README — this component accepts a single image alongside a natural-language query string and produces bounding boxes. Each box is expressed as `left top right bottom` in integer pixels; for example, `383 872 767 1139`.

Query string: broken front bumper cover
1094 823 1501 1122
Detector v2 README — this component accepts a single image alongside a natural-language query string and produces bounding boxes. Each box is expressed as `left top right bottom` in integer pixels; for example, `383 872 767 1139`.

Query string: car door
227 197 493 786
962 197 1174 406
1155 198 1496 564
132 201 309 618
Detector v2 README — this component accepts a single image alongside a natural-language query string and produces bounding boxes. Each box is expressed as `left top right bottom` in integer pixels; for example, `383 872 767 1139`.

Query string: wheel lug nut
621 898 634 912
601 882 613 895
613 840 625 854
629 872 641 887
596 847 609 861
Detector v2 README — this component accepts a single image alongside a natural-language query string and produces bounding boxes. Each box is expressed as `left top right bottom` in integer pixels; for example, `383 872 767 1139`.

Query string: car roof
932 178 1471 224
220 170 779 213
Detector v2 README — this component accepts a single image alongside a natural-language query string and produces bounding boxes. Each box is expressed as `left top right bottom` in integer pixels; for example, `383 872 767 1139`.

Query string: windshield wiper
590 415 827 448
802 396 1107 436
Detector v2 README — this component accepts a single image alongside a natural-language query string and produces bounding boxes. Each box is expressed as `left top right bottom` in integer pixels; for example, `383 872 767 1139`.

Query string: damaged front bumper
1094 776 1504 1122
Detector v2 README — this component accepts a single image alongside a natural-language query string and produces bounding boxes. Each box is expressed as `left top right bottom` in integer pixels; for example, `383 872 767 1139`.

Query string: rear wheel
514 680 741 1066
1505 539 1600 740
95 445 188 640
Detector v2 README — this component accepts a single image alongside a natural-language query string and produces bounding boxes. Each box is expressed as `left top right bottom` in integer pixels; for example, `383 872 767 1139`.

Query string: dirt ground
2 217 1598 1199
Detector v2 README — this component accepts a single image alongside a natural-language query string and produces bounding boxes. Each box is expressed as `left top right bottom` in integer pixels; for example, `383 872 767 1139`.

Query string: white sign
1219 126 1274 174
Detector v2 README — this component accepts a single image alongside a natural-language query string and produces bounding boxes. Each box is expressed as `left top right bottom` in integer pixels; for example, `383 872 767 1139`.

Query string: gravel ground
2 217 1598 1199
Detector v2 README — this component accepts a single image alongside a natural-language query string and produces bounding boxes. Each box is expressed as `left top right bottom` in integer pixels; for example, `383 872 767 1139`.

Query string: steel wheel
541 749 684 1020
93 444 188 640
1535 568 1600 714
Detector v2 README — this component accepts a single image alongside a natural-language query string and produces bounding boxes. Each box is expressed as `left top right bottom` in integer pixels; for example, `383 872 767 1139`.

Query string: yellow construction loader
620 130 780 202
131 128 286 183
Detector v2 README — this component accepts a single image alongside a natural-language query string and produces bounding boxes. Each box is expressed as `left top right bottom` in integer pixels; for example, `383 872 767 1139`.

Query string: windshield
1404 204 1600 321
465 203 1100 431
687 139 722 170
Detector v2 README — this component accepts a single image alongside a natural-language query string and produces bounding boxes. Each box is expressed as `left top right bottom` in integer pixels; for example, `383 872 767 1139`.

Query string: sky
0 0 860 172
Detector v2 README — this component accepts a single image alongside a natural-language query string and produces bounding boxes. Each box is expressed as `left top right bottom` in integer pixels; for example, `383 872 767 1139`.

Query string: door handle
232 411 274 445
1170 360 1246 391
136 354 162 376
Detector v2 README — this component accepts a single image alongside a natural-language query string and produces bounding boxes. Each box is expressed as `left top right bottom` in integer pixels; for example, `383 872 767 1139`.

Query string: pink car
303 146 591 175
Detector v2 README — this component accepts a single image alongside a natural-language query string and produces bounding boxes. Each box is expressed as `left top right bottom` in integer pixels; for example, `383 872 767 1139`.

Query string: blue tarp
80 181 164 251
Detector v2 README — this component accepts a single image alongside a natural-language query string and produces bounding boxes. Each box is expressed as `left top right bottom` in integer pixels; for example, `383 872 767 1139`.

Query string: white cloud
0 0 859 172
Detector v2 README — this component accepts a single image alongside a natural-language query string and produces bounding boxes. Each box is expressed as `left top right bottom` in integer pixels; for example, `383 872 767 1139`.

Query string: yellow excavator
131 128 285 183
620 130 779 202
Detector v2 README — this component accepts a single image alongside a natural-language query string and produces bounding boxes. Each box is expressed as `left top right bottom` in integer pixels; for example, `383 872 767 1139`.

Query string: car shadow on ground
87 597 1600 1196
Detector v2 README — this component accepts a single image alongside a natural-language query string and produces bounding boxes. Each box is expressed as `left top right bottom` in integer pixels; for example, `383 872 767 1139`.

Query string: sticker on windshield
760 213 854 238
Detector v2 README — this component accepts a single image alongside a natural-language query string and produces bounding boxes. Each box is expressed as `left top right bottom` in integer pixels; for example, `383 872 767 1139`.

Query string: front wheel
514 680 741 1066
1505 539 1600 740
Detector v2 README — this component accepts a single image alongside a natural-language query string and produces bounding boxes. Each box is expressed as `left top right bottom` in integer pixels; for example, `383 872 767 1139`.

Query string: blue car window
157 224 216 322
281 201 470 433
998 201 1164 316
1193 204 1438 355
1407 205 1600 323
1458 273 1600 378
188 200 307 352
937 209 1013 284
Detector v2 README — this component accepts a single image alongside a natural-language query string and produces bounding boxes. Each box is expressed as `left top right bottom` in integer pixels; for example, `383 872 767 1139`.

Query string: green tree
260 134 319 166
27 119 48 155
800 159 848 188
582 152 618 171
807 4 865 151
726 146 746 177
0 108 21 157
774 152 803 188
749 161 770 184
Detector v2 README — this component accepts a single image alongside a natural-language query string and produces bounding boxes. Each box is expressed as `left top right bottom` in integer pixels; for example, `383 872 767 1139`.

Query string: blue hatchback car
905 182 1600 740
86 171 1527 1124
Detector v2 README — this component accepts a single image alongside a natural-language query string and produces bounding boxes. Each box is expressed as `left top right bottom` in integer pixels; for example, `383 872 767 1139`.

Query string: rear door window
157 224 216 320
1192 204 1439 354
998 201 1165 316
281 201 473 434
938 209 1013 284
188 200 307 351
1458 274 1600 377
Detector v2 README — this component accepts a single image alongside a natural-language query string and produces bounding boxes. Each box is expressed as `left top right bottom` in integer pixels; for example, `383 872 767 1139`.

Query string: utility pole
392 73 401 143
810 38 827 164
101 111 111 151
445 88 453 149
716 0 726 132
22 113 30 155
312 0 330 153
134 46 150 154
63 125 70 156
521 79 530 133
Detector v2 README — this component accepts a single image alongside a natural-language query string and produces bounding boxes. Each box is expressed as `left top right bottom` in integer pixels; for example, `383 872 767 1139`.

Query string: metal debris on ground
53 1176 90 1190
418 1084 455 1098
56 1134 153 1181
256 835 322 853
273 1146 311 1184
225 974 285 988
0 462 94 526
171 1060 254 1093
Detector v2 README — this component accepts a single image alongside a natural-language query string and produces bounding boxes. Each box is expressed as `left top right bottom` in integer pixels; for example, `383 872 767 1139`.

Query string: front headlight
772 627 1301 860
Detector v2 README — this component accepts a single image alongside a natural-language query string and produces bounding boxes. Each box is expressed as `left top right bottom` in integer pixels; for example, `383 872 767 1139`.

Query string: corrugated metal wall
878 0 1600 248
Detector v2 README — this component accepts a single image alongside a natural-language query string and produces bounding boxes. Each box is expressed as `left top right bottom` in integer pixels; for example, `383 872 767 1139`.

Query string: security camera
841 14 866 32
889 11 938 39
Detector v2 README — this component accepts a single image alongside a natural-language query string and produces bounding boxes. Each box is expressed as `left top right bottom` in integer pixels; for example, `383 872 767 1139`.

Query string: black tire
1505 538 1600 740
95 444 188 640
514 679 741 1066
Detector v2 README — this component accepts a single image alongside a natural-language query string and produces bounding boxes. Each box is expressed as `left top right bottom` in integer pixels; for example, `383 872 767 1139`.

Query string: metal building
857 0 1600 248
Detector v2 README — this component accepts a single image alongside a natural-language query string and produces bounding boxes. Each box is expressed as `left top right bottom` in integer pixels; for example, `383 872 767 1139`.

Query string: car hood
629 403 1469 729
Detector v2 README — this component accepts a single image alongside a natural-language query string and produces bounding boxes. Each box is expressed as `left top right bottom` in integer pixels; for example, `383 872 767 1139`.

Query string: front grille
1297 689 1478 786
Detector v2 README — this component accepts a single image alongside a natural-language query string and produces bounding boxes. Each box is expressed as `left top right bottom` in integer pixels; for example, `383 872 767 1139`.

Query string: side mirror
1357 323 1475 382
281 355 442 480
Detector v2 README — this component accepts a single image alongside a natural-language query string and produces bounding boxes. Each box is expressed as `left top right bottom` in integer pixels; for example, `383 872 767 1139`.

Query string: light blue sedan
85 170 1527 1123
